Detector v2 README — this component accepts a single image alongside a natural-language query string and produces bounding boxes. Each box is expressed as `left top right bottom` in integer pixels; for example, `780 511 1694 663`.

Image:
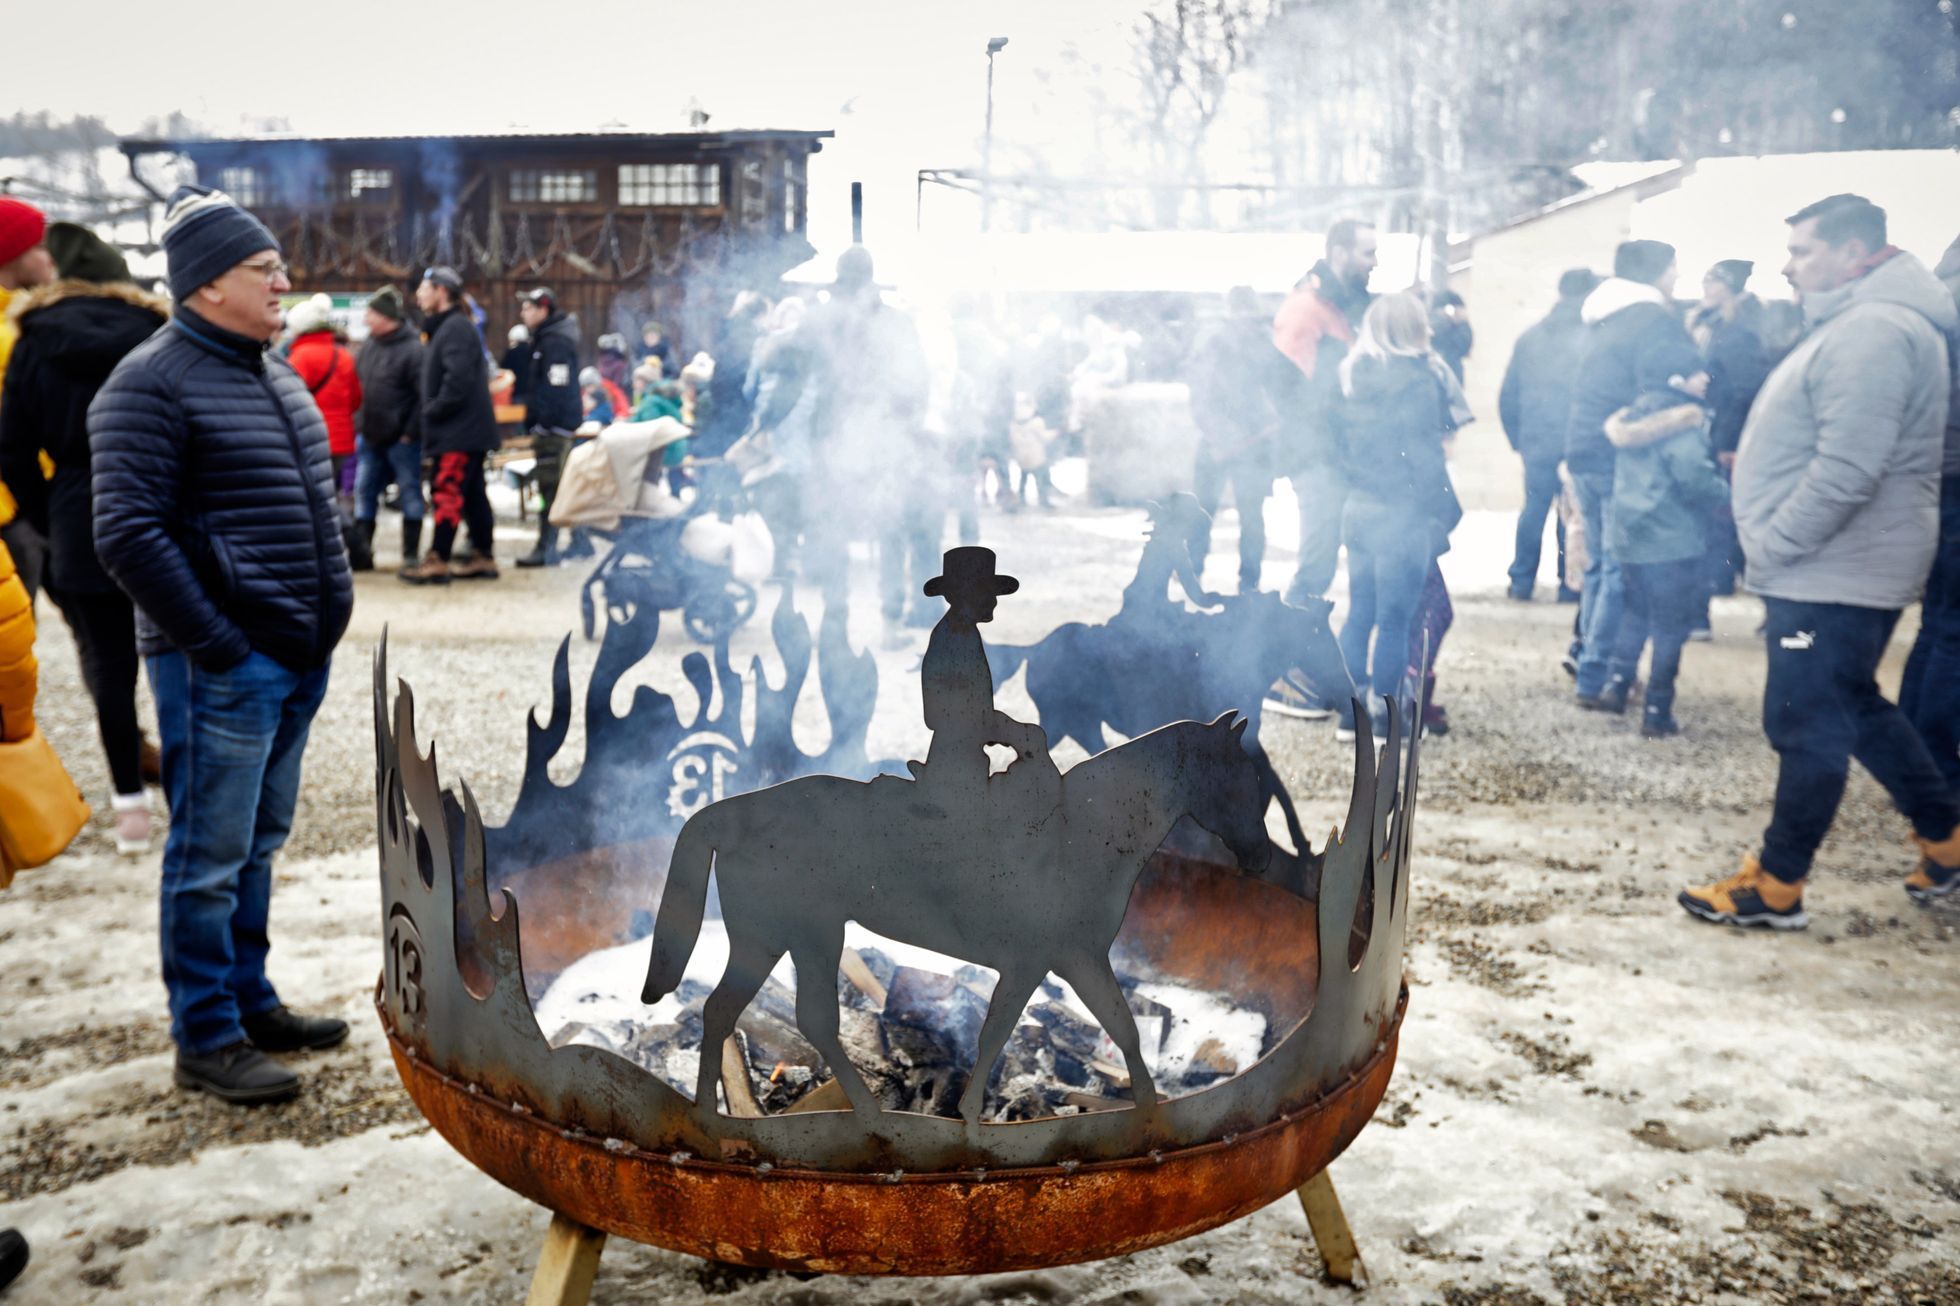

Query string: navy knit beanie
161 184 280 304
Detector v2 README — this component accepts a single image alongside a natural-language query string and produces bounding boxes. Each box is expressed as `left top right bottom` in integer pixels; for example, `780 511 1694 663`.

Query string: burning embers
537 932 1274 1123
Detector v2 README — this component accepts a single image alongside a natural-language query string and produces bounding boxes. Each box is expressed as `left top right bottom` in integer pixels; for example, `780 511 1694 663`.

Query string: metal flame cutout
372 590 1418 1174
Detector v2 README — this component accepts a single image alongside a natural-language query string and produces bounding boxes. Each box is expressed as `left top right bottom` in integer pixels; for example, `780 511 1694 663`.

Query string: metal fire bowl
377 846 1404 1275
374 644 1419 1277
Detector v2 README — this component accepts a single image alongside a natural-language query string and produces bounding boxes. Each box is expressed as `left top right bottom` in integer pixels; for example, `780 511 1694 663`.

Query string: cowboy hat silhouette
923 546 1019 599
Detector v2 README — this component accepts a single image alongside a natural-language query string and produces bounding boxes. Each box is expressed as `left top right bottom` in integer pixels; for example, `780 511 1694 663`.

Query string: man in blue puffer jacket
89 185 354 1106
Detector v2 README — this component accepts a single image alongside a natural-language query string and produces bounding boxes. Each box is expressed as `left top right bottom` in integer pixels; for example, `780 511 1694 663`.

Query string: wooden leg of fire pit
1297 1167 1367 1286
526 1212 608 1306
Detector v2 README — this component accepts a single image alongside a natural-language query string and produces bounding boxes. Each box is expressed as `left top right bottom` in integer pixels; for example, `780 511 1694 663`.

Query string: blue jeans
354 437 424 522
1572 470 1623 697
1338 496 1432 709
1286 463 1348 604
1609 557 1700 716
1507 455 1561 594
148 649 331 1054
1901 477 1960 792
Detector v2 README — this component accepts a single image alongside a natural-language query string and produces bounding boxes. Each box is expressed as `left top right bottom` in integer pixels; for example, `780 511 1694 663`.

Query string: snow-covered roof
783 230 1427 298
1630 150 1960 300
122 128 833 154
1567 160 1685 194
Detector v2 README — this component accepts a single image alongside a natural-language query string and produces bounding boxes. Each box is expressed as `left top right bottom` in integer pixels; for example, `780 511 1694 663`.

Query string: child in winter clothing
1599 374 1730 735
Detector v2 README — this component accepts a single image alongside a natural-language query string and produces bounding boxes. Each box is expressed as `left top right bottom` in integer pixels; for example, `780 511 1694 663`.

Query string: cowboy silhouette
1119 493 1224 617
908 548 1056 808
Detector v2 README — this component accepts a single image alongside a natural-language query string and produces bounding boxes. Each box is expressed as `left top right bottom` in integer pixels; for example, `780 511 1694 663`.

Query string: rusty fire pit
372 562 1416 1292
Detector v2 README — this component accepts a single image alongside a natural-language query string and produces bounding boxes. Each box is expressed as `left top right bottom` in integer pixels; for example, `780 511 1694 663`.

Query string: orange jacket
1271 271 1358 380
288 330 364 457
0 538 36 742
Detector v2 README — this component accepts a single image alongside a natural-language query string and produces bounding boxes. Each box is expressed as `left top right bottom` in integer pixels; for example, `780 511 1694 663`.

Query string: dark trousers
50 586 144 796
1 519 46 603
1507 456 1561 594
1286 464 1347 604
1608 557 1700 716
1405 562 1453 684
1338 498 1431 705
430 451 495 562
1757 597 1960 884
1191 448 1274 592
1901 477 1960 792
529 432 572 550
880 505 946 621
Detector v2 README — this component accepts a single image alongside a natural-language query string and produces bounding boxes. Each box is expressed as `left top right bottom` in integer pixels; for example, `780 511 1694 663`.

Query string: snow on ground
3 485 1957 1304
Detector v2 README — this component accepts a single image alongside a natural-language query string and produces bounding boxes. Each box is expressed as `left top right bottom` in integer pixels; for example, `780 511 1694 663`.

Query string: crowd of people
0 173 1950 1220
1171 196 1958 931
1490 195 1960 928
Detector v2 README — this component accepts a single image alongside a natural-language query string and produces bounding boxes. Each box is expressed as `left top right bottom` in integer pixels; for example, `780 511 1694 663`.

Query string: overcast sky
5 0 1146 249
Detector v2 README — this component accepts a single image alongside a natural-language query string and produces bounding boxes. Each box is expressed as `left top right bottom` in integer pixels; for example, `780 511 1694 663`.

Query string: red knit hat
0 197 47 266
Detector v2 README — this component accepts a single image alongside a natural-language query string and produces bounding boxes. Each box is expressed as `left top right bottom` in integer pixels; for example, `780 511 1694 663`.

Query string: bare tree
1130 0 1277 226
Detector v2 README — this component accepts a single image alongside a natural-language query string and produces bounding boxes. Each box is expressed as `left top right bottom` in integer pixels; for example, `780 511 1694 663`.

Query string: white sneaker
112 792 153 856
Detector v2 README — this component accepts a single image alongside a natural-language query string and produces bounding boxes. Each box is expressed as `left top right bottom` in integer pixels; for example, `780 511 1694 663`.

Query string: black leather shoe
175 1041 300 1105
242 1005 350 1053
514 546 556 569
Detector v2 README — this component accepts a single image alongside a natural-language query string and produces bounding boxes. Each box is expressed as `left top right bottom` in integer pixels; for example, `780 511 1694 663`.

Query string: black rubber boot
351 519 376 572
399 516 423 569
0 1228 27 1291
517 525 559 569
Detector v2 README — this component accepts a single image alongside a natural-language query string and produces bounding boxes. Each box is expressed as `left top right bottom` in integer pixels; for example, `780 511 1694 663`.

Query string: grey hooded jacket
1935 233 1960 478
1732 250 1957 609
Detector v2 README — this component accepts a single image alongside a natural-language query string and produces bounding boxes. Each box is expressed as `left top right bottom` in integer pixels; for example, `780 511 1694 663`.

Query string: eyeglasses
239 258 290 282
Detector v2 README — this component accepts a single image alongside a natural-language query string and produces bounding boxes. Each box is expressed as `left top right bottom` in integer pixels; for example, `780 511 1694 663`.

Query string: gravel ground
3 490 1957 1304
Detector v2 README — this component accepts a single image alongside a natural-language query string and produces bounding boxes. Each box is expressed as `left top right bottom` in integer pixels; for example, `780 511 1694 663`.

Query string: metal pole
982 51 997 232
851 181 863 244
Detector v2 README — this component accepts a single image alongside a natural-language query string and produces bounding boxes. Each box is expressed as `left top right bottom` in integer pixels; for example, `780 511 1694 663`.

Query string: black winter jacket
1563 279 1702 475
1187 313 1291 463
697 313 762 458
1336 354 1462 536
1694 300 1771 455
0 280 168 595
420 307 499 455
88 308 353 670
356 322 425 446
525 311 583 432
1497 296 1589 466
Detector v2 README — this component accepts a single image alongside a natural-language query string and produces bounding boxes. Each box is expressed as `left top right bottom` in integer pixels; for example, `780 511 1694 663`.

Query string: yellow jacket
0 283 16 526
0 536 35 742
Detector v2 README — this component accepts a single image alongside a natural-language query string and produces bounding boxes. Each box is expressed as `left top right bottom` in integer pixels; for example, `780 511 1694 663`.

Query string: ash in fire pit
534 923 1272 1122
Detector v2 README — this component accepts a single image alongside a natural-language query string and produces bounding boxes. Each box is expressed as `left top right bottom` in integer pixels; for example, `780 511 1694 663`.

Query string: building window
346 168 394 201
219 166 264 207
782 158 799 233
508 168 598 204
617 163 721 207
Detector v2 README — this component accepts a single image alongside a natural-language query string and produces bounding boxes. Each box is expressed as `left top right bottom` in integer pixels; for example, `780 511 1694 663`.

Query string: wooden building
118 128 833 356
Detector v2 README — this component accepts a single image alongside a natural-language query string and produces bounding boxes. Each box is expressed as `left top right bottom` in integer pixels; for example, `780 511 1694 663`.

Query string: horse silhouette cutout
641 547 1273 1124
986 544 1353 855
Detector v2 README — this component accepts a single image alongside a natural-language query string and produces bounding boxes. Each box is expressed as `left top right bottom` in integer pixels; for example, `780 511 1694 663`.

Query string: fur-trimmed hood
1580 276 1667 325
1606 401 1706 450
7 277 170 325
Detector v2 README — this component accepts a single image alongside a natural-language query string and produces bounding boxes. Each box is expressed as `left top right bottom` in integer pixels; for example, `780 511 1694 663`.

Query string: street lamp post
982 36 1009 232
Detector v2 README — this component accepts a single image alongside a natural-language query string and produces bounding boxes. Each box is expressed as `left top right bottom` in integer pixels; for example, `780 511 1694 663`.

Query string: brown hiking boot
1906 825 1960 905
1678 854 1808 931
449 553 500 581
398 551 452 586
